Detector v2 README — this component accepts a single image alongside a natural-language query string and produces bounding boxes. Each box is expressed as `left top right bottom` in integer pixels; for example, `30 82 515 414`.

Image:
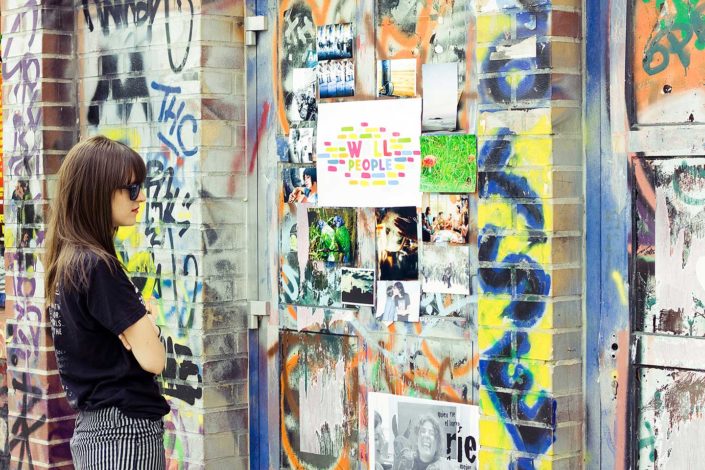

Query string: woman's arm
121 314 165 375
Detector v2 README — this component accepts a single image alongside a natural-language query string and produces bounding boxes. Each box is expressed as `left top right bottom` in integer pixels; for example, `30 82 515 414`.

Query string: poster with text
316 99 422 207
369 392 479 470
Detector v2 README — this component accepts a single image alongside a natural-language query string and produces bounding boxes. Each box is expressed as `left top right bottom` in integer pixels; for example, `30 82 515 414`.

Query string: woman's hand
145 298 161 337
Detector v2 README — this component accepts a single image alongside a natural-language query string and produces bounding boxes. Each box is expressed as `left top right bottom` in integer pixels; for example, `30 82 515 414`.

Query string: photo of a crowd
318 59 355 98
421 194 470 245
317 23 353 61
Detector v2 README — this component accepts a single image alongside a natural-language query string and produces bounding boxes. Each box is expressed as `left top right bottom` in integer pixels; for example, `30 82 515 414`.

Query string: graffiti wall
76 2 250 468
2 2 75 468
632 0 705 124
1 1 250 468
632 158 705 468
260 0 585 468
475 1 583 468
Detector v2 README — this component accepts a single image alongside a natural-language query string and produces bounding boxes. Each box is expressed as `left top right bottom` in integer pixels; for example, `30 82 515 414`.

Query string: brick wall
1 0 250 468
2 2 77 468
475 1 584 468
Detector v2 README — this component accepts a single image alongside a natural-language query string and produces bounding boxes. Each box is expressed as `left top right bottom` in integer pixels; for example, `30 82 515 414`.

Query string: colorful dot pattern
317 122 420 187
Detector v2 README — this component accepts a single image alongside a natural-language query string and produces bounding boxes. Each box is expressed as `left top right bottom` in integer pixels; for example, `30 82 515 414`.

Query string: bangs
117 141 147 185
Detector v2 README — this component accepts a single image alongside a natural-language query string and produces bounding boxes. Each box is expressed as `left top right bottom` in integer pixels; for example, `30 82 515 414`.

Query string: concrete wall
1 1 250 468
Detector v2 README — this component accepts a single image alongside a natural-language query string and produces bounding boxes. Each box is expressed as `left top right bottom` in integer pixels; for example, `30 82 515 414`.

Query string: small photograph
377 59 417 98
422 62 459 132
292 68 318 122
376 207 419 281
288 125 316 163
420 194 470 245
282 167 318 204
421 244 470 295
420 134 477 193
375 280 421 322
317 23 353 61
341 267 375 306
318 59 355 98
308 207 357 264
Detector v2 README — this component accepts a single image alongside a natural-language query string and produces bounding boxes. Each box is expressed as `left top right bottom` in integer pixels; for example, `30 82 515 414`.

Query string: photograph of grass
308 208 357 264
420 134 477 193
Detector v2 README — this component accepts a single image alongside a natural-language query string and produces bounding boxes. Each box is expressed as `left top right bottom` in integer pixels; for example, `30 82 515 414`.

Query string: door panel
280 331 359 467
255 0 478 466
634 158 705 337
627 3 705 465
637 367 705 469
632 156 705 469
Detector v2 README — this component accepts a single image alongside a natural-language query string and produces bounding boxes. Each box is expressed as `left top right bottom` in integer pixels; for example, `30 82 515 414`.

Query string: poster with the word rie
316 99 422 207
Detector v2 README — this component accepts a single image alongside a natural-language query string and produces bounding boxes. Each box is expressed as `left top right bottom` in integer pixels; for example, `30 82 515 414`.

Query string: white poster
369 392 479 470
316 99 422 207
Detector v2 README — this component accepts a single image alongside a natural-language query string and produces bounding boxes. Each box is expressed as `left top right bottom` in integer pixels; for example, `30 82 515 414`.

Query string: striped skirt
70 407 165 470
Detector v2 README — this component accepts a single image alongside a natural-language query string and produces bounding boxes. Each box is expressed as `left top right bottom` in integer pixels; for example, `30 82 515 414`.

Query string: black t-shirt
49 254 169 420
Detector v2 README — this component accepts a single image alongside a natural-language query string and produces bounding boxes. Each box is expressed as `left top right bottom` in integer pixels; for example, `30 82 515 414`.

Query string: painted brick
478 357 581 395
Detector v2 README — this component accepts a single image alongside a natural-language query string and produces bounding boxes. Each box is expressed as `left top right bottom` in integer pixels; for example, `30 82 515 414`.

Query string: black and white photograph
369 392 479 470
420 244 470 295
375 280 420 323
288 125 315 163
292 68 318 122
422 62 458 132
318 59 355 98
317 23 353 61
376 207 419 281
341 267 375 306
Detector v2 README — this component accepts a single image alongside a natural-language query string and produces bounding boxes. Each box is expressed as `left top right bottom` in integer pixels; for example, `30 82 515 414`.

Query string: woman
380 285 397 322
374 411 389 470
413 414 444 470
46 136 169 469
393 282 411 322
288 167 318 204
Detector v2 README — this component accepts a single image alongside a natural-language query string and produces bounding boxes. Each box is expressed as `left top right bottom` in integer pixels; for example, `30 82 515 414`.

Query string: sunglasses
120 183 143 201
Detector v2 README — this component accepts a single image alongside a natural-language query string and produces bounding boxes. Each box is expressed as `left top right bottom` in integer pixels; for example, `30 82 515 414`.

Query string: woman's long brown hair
45 135 146 304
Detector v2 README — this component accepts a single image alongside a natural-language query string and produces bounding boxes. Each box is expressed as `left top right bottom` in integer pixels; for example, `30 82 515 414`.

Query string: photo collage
280 17 477 323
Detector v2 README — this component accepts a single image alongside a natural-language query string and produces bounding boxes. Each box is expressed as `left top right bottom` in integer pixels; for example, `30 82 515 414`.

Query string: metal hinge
248 300 271 329
245 16 268 46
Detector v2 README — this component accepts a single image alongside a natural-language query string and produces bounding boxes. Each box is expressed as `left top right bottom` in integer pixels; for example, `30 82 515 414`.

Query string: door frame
585 1 629 468
247 0 281 464
246 0 623 468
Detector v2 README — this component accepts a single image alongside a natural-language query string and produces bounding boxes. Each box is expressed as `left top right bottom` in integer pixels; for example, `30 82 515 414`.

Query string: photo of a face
368 392 480 470
282 167 318 205
375 280 420 323
376 207 419 281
